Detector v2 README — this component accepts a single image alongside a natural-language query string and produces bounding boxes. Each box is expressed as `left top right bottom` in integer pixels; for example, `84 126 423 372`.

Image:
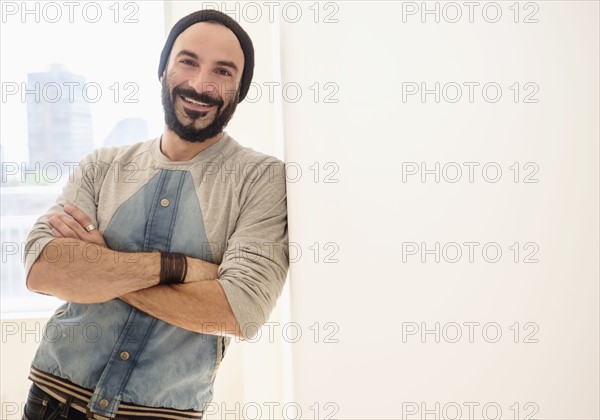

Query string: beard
161 77 239 143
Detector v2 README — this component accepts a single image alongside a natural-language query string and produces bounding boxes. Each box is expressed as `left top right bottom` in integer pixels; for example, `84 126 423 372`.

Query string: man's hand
49 204 107 248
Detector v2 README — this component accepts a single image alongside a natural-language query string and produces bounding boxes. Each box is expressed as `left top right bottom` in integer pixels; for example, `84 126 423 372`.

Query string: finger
52 215 107 247
61 204 107 247
58 214 90 239
63 204 94 231
49 214 81 239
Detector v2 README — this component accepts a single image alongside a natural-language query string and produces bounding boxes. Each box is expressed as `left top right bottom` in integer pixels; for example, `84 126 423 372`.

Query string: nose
188 68 220 96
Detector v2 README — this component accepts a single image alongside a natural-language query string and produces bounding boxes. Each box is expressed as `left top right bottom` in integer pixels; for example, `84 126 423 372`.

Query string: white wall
281 1 599 419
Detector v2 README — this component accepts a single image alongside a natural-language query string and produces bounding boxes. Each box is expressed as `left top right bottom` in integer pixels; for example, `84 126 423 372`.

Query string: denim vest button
99 399 109 408
120 351 130 360
160 198 170 207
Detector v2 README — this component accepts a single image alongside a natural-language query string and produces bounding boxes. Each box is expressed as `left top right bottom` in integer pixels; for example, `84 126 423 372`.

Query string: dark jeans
22 384 87 420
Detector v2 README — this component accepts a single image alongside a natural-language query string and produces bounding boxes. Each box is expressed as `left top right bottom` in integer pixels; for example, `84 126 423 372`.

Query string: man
22 9 288 420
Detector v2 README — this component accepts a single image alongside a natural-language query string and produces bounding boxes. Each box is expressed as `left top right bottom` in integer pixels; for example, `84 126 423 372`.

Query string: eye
179 59 195 66
216 68 232 77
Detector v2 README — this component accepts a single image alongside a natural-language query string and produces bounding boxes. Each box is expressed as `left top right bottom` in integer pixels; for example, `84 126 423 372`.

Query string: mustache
172 86 224 108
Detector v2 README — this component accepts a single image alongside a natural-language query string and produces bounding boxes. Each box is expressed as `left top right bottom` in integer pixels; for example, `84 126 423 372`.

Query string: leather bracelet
159 252 187 284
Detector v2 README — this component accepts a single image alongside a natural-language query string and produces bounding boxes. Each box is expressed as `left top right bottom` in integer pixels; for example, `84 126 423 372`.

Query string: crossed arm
26 204 243 337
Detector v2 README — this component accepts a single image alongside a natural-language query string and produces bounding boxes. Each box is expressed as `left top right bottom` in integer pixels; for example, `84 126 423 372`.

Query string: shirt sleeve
217 157 289 339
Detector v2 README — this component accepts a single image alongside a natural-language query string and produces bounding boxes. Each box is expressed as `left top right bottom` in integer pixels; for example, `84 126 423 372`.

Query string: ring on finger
84 224 97 233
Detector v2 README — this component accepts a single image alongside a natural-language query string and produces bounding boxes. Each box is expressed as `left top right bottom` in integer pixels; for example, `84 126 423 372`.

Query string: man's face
161 22 245 143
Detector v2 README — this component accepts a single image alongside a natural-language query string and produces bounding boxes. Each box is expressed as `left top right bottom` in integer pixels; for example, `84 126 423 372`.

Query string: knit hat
158 10 254 103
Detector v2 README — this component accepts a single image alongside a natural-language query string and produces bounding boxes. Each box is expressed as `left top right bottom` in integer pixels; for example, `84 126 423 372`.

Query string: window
1 1 165 316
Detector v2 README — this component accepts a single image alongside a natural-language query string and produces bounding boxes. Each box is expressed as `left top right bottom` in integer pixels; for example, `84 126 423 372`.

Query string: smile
180 95 216 109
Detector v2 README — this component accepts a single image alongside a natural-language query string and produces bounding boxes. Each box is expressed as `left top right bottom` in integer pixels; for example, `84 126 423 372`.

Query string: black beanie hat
158 10 254 103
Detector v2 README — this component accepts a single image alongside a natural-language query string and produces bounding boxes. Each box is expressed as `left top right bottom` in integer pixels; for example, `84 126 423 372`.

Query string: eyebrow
215 60 239 74
175 50 240 74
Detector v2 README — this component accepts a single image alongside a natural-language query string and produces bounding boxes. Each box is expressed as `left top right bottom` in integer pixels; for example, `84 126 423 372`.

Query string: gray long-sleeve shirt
24 133 289 416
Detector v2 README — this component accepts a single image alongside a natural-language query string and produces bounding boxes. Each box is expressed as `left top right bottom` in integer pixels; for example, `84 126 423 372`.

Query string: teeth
182 96 210 106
